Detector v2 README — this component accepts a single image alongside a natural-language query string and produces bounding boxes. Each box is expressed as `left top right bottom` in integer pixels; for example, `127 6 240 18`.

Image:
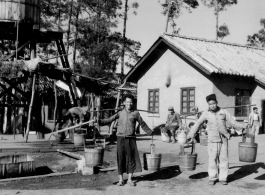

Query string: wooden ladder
55 39 79 106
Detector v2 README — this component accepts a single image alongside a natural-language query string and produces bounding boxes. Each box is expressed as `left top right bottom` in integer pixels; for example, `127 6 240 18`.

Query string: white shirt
253 113 259 121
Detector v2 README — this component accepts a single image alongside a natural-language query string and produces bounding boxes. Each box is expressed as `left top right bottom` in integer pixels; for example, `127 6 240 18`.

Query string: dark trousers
117 136 142 175
162 126 178 141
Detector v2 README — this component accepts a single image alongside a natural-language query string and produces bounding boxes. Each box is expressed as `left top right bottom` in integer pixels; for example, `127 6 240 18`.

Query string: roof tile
162 34 265 83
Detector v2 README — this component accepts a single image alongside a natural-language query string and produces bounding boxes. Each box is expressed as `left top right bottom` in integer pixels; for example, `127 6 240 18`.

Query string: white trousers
251 121 260 135
207 137 228 181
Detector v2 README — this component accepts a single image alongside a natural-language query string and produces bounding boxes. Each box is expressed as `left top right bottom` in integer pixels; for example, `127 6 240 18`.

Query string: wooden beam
0 104 28 107
0 83 21 101
1 77 28 101
1 41 30 61
57 149 83 160
0 171 74 182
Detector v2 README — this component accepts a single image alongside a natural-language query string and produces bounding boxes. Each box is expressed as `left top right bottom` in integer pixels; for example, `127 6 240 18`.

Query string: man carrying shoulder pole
187 94 250 185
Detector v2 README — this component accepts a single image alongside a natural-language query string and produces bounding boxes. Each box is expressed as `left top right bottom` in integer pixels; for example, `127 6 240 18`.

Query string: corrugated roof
161 34 265 85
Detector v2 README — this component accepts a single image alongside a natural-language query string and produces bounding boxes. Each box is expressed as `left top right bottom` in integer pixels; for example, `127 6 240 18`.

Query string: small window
148 89 159 113
181 87 195 114
235 89 251 117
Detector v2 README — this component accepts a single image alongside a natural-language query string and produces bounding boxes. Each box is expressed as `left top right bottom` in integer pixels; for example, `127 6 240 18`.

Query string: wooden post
96 96 101 133
53 80 58 132
25 38 36 142
25 74 36 142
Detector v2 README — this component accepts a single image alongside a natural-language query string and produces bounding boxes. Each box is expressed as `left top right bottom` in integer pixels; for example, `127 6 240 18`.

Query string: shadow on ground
35 166 54 176
228 162 265 182
133 165 181 183
189 172 208 179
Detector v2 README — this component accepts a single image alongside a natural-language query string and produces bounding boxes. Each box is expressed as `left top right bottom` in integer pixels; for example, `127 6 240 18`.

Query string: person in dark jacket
97 94 153 186
161 106 182 143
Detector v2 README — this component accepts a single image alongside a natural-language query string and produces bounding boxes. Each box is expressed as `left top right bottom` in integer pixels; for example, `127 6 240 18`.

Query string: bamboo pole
25 74 36 142
48 119 94 136
182 104 256 118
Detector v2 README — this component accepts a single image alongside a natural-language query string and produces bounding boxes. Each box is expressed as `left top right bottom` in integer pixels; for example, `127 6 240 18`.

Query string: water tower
0 0 79 137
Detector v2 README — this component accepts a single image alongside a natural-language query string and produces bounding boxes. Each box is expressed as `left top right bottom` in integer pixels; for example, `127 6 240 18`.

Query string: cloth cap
168 106 174 111
206 94 217 102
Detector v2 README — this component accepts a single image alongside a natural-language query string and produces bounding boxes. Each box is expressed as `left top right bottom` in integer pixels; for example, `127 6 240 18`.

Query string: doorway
261 100 265 134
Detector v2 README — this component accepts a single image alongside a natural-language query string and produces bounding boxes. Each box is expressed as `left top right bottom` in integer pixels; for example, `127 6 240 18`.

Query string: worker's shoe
172 139 177 144
208 180 216 185
219 180 228 185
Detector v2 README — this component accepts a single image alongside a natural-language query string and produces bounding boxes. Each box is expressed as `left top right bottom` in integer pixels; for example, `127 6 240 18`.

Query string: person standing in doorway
249 107 261 135
187 94 249 185
96 94 153 186
161 106 182 143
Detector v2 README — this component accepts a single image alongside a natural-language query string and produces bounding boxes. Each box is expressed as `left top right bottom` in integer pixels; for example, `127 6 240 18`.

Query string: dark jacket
165 112 182 127
99 109 152 136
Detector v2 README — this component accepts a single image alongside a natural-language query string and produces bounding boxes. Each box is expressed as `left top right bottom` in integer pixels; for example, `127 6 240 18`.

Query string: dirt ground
1 134 265 195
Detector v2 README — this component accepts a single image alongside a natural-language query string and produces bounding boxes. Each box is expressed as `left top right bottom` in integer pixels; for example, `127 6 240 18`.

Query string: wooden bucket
73 133 85 147
199 136 208 146
144 153 162 171
84 147 104 166
0 154 35 179
54 133 66 143
177 143 197 171
238 134 258 163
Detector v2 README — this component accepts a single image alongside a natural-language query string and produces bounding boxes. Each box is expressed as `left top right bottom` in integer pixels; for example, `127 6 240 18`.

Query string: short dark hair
122 94 135 102
253 107 258 111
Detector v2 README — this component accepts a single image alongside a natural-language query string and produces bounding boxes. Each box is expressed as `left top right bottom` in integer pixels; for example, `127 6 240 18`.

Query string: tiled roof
162 34 265 85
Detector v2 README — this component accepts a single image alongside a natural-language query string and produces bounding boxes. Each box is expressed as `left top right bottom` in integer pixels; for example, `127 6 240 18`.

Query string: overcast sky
116 0 265 73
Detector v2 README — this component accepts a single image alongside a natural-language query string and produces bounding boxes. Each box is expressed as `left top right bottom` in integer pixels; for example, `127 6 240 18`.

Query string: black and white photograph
0 0 264 195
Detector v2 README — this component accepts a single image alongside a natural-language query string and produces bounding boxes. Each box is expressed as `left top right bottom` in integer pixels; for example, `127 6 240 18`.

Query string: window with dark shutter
181 87 195 114
148 89 159 113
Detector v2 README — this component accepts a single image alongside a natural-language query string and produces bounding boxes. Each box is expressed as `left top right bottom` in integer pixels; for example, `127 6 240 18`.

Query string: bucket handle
180 140 195 155
242 133 255 143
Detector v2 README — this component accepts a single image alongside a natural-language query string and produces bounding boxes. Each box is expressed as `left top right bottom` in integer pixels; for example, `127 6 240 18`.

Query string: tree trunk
56 0 61 65
66 0 74 55
73 4 80 66
121 0 128 76
216 0 219 41
0 98 4 134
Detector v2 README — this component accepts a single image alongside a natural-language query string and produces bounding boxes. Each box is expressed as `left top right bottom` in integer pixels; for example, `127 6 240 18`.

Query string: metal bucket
84 147 104 166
